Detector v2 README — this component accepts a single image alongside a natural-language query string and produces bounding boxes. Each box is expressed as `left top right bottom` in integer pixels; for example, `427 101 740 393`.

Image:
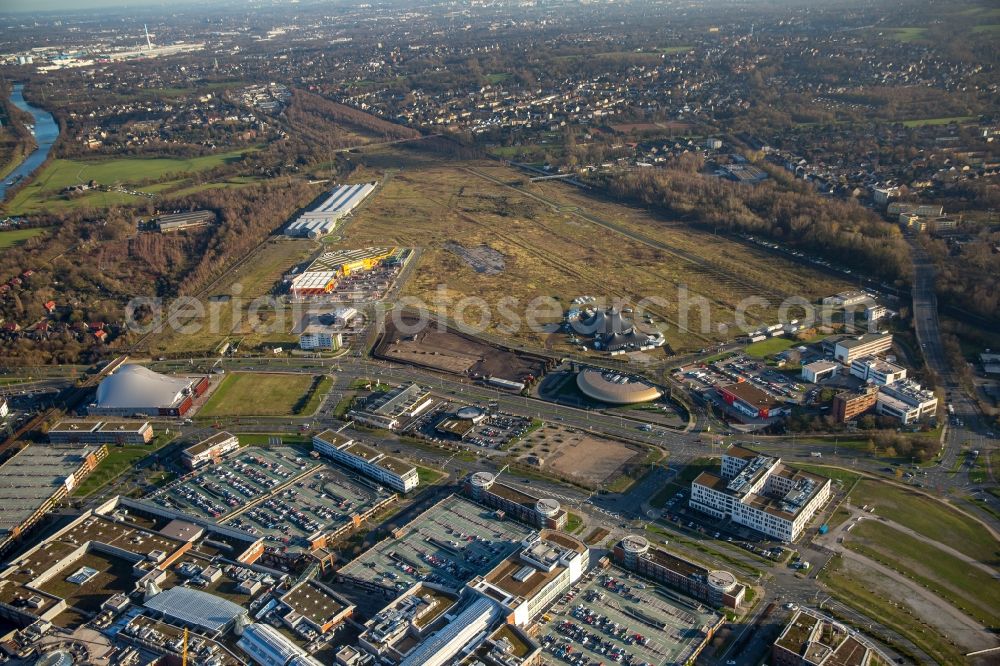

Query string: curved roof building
90 364 202 417
576 368 662 404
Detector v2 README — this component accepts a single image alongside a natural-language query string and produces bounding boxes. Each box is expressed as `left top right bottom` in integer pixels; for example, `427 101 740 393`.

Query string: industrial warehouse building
613 535 745 609
312 430 419 492
152 209 215 233
690 445 831 542
48 419 154 445
575 368 662 404
464 471 568 530
288 247 399 298
286 182 378 238
88 364 209 417
716 382 789 421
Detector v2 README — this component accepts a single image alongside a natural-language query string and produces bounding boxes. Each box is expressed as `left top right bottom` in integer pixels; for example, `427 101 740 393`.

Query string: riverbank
0 84 59 203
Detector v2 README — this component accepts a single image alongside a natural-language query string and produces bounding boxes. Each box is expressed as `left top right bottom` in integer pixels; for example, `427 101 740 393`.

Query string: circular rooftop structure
535 498 561 517
35 651 74 666
576 368 663 405
470 471 495 489
620 534 650 555
707 569 738 594
456 406 487 422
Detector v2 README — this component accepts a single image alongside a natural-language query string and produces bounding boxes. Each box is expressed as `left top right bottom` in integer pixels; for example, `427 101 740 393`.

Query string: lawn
846 520 1000 626
415 464 445 486
744 336 799 358
886 27 928 42
72 446 153 497
4 149 253 214
900 115 976 127
0 227 47 248
565 512 584 534
820 554 964 665
296 375 334 415
200 372 324 417
849 479 999 564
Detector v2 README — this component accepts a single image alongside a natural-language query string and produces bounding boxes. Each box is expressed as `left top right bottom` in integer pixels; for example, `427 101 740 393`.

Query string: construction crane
182 628 188 666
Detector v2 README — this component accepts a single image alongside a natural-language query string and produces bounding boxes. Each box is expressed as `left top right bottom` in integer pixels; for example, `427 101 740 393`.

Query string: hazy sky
2 0 186 13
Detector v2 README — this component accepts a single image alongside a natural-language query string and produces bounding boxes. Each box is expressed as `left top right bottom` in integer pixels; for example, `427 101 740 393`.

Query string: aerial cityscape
0 0 997 664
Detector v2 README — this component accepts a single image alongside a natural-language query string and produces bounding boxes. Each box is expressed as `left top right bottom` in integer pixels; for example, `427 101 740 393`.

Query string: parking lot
540 566 720 666
146 447 390 548
337 495 533 593
677 354 808 405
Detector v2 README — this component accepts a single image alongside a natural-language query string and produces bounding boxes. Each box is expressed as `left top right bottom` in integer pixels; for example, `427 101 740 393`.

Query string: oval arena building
575 368 663 405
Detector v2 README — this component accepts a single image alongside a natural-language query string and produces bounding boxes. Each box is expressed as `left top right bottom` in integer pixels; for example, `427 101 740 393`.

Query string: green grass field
72 446 152 497
850 479 999 564
744 336 800 358
900 115 976 127
0 227 47 248
200 372 323 417
886 27 928 42
4 149 252 214
416 465 445 486
847 520 1000 626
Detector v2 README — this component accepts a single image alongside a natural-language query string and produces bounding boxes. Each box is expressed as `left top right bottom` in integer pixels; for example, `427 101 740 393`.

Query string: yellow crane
182 627 188 666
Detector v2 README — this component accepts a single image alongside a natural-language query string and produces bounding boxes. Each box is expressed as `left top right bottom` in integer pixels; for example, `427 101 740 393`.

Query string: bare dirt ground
514 424 641 485
377 314 548 382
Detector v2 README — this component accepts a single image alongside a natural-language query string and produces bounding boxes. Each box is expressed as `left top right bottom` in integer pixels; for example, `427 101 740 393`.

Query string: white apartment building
691 445 831 542
850 356 907 386
313 430 419 492
833 332 893 364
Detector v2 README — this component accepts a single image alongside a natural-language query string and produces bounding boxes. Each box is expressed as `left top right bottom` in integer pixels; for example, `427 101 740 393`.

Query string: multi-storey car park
538 565 723 666
140 445 394 552
336 494 536 594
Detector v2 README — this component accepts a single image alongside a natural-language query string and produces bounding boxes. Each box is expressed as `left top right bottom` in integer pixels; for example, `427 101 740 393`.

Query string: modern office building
182 431 240 469
772 608 893 666
48 419 154 445
875 380 939 424
613 535 745 609
690 445 831 542
464 471 568 530
800 361 839 383
312 430 419 493
832 332 893 364
299 325 343 351
821 290 872 308
849 356 907 386
467 530 589 627
348 383 434 431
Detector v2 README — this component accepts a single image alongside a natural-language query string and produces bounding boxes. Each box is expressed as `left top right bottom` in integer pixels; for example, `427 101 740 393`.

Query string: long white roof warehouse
287 182 377 238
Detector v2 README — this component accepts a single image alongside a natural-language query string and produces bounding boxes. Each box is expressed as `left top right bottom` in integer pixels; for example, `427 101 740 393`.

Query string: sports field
200 372 325 417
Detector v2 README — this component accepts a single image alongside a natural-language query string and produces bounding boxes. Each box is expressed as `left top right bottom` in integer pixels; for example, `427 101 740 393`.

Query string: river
0 83 59 203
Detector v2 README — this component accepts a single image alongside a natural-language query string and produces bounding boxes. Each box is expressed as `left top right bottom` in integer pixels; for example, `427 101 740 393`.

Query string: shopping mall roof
144 586 246 634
